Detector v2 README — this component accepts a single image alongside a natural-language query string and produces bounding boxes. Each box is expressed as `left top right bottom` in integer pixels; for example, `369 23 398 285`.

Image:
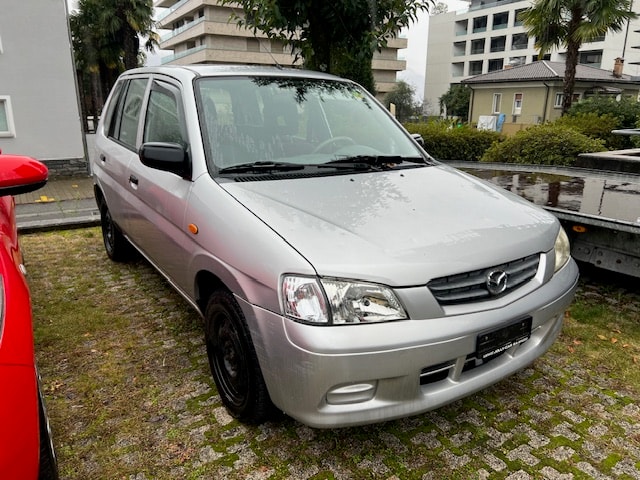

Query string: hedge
404 122 502 162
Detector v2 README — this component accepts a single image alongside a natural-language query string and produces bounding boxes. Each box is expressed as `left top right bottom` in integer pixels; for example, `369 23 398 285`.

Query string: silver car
92 65 579 428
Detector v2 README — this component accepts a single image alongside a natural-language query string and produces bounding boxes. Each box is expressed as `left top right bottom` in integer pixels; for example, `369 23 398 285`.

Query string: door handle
129 174 139 186
99 154 106 163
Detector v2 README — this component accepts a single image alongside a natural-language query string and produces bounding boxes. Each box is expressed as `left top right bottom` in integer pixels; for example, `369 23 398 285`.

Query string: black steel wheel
204 290 273 423
100 203 134 262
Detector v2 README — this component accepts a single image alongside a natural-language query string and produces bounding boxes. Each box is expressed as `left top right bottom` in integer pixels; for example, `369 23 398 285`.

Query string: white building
0 0 86 175
424 0 640 115
154 0 408 99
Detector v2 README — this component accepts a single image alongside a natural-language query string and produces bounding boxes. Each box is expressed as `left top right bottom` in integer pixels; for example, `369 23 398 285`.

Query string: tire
100 203 134 262
37 387 59 480
204 290 274 424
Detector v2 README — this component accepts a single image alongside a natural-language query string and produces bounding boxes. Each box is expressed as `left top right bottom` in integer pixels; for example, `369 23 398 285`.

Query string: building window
579 50 603 67
492 93 502 114
455 19 468 36
452 62 464 77
554 93 563 108
488 58 504 72
512 33 529 50
453 41 466 57
473 16 487 33
513 93 523 115
490 36 506 53
247 38 260 52
469 60 483 75
471 39 485 55
0 96 15 138
493 12 509 30
514 8 526 27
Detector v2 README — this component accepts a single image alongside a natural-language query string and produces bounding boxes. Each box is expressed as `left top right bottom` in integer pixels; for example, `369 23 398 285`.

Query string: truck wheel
204 290 273 423
100 203 134 262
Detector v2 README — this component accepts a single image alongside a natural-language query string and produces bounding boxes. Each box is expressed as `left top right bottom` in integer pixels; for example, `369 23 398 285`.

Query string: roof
461 60 639 85
121 64 344 82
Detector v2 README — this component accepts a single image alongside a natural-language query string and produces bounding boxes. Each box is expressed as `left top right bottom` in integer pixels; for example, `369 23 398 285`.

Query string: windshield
195 76 425 174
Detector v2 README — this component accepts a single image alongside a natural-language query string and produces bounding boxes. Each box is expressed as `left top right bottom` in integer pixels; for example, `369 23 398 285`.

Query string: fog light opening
326 382 377 405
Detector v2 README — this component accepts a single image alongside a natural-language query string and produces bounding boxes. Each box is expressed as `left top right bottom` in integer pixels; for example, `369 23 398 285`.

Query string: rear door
95 76 150 234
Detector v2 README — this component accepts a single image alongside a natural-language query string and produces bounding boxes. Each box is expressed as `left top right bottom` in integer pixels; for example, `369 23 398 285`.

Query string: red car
0 152 58 479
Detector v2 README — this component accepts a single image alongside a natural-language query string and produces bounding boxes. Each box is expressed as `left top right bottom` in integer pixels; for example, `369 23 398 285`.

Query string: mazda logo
486 270 508 295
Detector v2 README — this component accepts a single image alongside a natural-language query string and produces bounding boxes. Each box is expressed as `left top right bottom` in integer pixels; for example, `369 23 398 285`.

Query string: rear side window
107 78 148 149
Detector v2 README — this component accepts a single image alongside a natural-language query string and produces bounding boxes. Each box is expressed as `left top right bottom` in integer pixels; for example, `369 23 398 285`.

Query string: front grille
427 253 540 305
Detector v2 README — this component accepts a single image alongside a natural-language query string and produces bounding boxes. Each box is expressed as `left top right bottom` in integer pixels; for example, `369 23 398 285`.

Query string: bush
404 121 502 161
553 113 626 150
480 124 605 166
568 95 640 128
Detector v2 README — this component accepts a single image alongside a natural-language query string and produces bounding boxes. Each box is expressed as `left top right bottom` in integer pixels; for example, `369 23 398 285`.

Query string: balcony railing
155 0 189 21
161 16 205 42
470 0 526 11
161 44 207 64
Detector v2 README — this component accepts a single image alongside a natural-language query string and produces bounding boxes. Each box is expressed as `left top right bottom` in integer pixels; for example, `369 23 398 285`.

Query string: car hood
221 165 558 286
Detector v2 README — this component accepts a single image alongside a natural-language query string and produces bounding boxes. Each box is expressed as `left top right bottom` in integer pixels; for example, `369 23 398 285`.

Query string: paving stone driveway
24 229 640 480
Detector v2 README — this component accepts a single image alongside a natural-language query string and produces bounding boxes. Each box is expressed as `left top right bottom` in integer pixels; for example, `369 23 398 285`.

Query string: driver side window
143 81 186 148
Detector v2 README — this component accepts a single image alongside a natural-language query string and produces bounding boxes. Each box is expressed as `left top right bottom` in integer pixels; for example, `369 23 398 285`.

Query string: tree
432 2 449 15
439 84 470 118
520 0 637 114
384 81 420 122
70 0 159 129
220 0 436 93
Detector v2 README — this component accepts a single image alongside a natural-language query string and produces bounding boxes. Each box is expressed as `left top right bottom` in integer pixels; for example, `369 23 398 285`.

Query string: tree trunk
123 26 140 70
562 8 583 115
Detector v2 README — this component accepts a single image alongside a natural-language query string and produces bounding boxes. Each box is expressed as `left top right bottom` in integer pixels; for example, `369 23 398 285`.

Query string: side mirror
139 142 191 179
411 133 425 147
0 153 48 197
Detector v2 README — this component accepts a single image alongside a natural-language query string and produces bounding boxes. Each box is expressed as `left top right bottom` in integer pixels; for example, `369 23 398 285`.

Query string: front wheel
99 203 134 262
204 290 274 424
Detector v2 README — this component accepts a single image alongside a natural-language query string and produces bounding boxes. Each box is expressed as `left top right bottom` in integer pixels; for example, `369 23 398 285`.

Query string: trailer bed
445 161 640 277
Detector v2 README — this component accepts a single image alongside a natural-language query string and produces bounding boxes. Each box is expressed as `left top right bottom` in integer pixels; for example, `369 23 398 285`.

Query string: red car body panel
0 154 49 479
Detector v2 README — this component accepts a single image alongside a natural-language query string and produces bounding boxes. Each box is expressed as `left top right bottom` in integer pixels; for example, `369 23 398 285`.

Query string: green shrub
568 95 640 128
480 124 605 166
553 113 626 150
404 121 502 161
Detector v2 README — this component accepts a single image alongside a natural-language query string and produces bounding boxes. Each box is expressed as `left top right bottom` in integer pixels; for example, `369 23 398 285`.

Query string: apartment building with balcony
424 0 640 116
154 0 408 99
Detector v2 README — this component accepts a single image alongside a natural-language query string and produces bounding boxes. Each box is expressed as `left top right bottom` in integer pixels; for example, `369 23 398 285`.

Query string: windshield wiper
218 161 305 174
320 155 427 170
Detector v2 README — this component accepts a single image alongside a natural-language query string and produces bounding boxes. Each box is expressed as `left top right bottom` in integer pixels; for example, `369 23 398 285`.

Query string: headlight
554 227 571 272
281 275 407 325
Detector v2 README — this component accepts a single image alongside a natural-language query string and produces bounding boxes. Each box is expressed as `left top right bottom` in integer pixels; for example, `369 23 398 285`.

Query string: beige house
461 60 640 135
154 0 407 100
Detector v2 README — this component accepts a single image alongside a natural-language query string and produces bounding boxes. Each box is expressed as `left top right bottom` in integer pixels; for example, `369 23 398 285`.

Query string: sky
67 0 471 102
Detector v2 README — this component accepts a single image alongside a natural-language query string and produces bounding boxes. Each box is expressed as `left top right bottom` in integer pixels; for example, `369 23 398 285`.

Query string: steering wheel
312 136 356 154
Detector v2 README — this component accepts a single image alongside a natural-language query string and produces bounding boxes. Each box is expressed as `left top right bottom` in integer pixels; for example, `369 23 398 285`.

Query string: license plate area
477 317 532 360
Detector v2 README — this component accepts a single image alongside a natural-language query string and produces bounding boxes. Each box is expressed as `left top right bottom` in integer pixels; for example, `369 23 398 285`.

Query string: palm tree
71 0 159 129
100 0 159 70
520 0 637 114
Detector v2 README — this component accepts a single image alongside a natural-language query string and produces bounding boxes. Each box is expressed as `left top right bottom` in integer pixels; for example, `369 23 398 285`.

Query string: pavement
14 175 99 233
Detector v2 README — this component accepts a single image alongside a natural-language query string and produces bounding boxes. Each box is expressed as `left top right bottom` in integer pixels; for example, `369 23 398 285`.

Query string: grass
21 228 640 479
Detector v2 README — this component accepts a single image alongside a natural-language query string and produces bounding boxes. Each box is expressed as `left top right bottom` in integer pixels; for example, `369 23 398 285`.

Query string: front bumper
241 259 579 428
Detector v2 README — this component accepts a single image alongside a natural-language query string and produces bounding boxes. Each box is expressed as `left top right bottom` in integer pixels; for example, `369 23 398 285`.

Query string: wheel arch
195 270 228 315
